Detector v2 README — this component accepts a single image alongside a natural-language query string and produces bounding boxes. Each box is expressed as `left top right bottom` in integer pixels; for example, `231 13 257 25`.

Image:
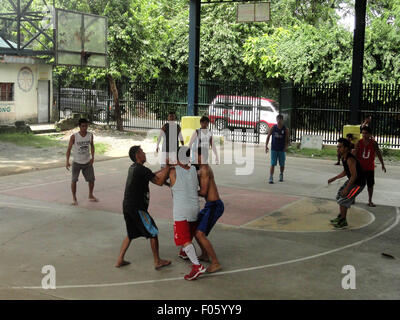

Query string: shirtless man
195 153 224 273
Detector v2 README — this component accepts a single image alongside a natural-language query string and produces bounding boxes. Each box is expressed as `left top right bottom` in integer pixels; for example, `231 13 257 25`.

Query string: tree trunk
107 74 123 131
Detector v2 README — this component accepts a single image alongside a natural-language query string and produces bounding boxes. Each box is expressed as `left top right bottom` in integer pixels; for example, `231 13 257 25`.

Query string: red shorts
173 220 198 246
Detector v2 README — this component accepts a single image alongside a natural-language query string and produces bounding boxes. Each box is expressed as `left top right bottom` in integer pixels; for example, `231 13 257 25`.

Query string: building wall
0 61 53 125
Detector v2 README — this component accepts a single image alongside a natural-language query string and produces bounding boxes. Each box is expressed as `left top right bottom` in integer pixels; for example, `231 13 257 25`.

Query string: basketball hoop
237 1 270 23
81 51 92 65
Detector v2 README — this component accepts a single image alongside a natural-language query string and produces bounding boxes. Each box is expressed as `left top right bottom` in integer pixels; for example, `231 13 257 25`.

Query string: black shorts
364 170 375 188
123 207 158 240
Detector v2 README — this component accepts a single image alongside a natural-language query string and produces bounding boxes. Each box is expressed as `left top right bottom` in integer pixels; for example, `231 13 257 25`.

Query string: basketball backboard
55 8 107 67
237 2 270 23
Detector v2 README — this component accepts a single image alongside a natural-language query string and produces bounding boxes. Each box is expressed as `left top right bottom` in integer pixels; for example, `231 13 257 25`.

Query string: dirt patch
0 127 159 176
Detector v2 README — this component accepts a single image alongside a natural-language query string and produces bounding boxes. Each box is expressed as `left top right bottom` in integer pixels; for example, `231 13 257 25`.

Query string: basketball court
0 148 399 300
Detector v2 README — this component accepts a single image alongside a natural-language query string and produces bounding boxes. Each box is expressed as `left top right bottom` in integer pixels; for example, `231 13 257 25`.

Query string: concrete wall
0 61 53 125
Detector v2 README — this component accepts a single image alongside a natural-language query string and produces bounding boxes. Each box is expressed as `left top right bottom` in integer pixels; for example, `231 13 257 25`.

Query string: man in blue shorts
195 152 224 273
265 114 290 184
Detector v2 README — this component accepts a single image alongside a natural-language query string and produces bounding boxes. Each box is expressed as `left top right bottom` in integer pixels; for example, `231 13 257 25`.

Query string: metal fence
282 83 400 148
55 80 280 144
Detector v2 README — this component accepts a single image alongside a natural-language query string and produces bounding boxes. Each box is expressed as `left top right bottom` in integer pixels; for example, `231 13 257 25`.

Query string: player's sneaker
269 176 274 184
178 248 189 260
330 214 341 225
184 264 206 281
333 218 348 230
279 173 283 182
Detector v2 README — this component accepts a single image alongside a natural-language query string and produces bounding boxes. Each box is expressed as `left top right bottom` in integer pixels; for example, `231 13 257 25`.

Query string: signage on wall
301 135 323 150
0 102 14 113
17 66 34 92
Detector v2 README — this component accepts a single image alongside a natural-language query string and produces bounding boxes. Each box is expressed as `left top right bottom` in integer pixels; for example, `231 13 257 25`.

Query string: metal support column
350 0 367 125
187 0 201 116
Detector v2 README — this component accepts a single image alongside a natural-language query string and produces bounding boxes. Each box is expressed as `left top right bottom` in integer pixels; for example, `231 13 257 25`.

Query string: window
0 83 14 101
260 106 273 112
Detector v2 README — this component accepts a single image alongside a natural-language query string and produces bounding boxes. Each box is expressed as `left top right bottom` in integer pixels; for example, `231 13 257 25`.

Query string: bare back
198 165 220 202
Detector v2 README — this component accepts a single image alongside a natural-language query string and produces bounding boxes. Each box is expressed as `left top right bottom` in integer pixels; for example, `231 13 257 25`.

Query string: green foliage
4 0 398 85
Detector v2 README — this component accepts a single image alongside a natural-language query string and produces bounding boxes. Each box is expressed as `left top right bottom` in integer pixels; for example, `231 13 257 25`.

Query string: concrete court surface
0 147 399 300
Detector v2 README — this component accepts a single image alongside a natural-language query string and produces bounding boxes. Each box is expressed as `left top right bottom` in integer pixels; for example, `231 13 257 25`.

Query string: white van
208 95 279 134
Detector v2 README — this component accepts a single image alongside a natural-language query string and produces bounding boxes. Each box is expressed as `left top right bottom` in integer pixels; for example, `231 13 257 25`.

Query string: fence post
279 81 294 140
107 80 110 125
57 76 61 122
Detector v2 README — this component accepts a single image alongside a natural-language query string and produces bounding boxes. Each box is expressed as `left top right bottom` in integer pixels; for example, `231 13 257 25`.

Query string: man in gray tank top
66 118 97 205
169 146 206 280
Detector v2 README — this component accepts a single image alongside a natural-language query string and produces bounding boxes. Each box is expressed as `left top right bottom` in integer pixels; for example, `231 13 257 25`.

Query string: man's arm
328 170 346 184
151 165 170 186
90 134 95 165
188 131 197 150
374 141 386 172
156 126 165 153
168 167 176 187
178 130 185 146
198 167 210 198
265 130 272 153
210 135 219 164
66 135 75 170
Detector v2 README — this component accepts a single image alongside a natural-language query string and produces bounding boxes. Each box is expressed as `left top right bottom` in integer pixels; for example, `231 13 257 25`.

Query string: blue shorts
197 200 224 236
271 150 286 167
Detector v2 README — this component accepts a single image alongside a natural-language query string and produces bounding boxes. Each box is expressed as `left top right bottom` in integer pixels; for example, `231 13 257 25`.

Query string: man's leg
339 205 348 219
83 164 98 202
195 230 221 273
150 236 171 270
182 241 206 280
279 166 285 182
269 150 278 183
71 182 78 205
88 181 98 201
115 236 131 267
269 166 275 183
367 171 375 207
368 187 374 206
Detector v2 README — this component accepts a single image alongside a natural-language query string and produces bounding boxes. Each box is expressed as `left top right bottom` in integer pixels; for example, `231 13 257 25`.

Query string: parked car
59 88 125 120
208 95 279 134
59 88 107 117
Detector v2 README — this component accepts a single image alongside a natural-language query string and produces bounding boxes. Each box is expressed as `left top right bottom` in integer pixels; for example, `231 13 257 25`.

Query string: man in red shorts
169 146 206 280
355 126 386 207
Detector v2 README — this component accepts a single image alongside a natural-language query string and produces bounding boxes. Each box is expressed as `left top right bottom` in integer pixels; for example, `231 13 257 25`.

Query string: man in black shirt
116 146 171 269
328 138 366 229
156 112 184 168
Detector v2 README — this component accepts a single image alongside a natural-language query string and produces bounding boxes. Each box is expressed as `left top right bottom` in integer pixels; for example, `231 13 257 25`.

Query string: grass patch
287 146 338 160
381 146 400 162
288 145 400 163
0 133 65 148
0 132 109 155
94 142 109 155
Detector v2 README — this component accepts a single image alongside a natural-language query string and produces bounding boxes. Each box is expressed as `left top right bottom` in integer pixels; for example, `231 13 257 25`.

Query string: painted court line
0 171 118 193
12 207 399 290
